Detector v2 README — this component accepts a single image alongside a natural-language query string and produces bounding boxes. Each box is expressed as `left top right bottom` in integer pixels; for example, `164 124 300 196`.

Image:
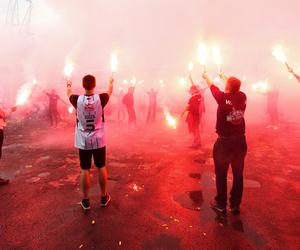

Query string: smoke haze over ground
1 2 300 249
0 0 300 124
0 0 300 123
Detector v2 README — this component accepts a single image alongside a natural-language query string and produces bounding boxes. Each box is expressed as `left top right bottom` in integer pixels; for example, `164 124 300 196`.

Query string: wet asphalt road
0 119 299 249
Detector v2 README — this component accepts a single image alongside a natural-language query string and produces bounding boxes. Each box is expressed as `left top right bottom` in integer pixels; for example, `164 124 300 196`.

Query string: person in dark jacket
122 87 136 126
146 88 158 123
202 72 247 215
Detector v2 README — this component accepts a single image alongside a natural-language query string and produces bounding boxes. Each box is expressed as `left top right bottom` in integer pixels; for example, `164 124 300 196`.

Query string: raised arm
202 73 214 87
66 80 73 98
107 77 114 96
0 106 17 118
294 73 300 82
202 73 224 104
287 66 300 83
189 75 195 85
292 71 300 82
219 71 228 83
58 96 67 105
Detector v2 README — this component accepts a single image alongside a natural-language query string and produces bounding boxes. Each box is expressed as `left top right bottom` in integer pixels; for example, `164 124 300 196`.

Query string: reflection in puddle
189 173 201 180
173 191 203 211
26 177 41 183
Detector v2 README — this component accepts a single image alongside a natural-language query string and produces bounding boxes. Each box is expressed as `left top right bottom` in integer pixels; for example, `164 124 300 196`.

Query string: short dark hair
227 77 241 93
82 75 96 90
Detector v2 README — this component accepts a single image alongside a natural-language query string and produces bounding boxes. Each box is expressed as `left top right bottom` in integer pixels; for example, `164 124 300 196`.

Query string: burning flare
130 77 137 85
179 77 187 87
68 106 74 114
164 108 177 129
251 81 270 94
16 79 38 106
188 62 194 72
272 45 287 63
212 46 222 71
64 61 74 78
110 52 118 73
197 43 207 67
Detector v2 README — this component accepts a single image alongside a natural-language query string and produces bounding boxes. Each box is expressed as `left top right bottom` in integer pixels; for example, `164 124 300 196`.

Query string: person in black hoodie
202 72 247 215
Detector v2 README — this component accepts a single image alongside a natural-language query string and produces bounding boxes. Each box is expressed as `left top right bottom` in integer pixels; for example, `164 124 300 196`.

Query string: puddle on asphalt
244 179 261 188
189 173 202 180
206 158 214 165
228 178 261 188
2 143 27 149
272 176 288 184
48 180 64 188
35 156 50 163
26 177 41 183
143 233 181 250
48 173 79 188
194 158 206 164
287 165 300 170
173 190 203 211
37 172 50 178
152 211 172 223
109 162 128 168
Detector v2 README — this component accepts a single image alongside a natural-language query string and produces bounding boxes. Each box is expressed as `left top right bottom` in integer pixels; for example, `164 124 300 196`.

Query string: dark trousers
0 129 3 159
147 105 157 122
126 106 136 124
213 136 247 208
49 109 58 126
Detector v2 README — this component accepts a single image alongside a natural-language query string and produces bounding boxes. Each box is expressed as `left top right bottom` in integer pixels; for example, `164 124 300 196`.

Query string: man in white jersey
67 75 113 210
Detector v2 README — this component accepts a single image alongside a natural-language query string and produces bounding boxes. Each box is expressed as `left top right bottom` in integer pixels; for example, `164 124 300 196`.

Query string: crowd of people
0 68 299 216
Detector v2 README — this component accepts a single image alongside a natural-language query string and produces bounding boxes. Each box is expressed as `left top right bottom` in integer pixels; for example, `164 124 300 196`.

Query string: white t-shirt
69 94 109 150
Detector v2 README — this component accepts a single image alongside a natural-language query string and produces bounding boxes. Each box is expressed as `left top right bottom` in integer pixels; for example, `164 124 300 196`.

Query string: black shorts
79 147 106 170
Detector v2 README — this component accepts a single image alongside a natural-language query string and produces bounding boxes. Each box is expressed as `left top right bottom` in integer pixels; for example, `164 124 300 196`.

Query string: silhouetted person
146 88 158 122
188 75 206 129
181 85 203 148
0 105 17 185
117 88 126 122
203 72 247 215
122 87 136 126
45 89 64 127
67 75 113 210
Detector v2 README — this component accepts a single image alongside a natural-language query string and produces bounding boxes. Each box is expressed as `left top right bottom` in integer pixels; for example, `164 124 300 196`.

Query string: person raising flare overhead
287 66 300 83
0 105 17 185
181 84 203 148
202 72 247 215
45 89 65 127
67 75 113 210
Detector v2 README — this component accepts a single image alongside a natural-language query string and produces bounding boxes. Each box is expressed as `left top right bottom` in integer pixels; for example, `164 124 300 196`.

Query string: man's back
210 85 246 137
69 93 109 150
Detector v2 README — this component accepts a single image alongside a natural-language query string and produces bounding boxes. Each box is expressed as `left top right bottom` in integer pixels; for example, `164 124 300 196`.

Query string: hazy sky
1 0 299 75
0 0 299 121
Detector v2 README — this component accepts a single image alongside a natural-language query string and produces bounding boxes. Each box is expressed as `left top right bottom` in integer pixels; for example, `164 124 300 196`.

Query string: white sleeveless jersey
75 94 105 150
